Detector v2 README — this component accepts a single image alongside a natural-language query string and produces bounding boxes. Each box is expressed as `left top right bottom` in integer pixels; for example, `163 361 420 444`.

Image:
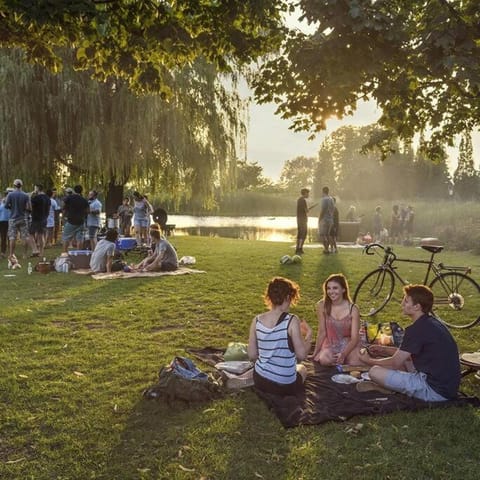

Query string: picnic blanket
186 347 480 428
90 268 206 280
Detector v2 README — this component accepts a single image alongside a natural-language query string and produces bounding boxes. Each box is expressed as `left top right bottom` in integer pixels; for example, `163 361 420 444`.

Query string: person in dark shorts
295 188 315 254
29 183 51 257
62 185 89 252
248 277 312 395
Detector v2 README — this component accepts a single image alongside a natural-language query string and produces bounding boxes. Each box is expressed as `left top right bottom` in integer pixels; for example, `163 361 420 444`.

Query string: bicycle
353 242 480 329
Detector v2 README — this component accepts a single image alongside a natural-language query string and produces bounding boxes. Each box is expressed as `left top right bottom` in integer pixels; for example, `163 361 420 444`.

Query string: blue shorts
134 219 149 228
88 226 99 240
62 222 85 243
385 370 447 402
318 219 333 236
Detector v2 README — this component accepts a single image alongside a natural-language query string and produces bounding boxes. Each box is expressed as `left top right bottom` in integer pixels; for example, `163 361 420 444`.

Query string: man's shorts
297 221 308 240
62 222 85 243
318 219 333 236
29 219 47 235
88 226 100 240
8 217 29 241
385 370 447 402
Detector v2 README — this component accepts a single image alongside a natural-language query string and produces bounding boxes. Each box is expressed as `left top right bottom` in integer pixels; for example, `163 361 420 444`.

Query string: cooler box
68 250 92 269
116 238 137 250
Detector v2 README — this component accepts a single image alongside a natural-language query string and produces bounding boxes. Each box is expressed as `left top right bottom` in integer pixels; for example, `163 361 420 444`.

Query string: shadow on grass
103 390 289 479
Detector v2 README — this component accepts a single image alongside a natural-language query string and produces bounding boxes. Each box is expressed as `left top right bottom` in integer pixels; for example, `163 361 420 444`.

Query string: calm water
167 215 322 242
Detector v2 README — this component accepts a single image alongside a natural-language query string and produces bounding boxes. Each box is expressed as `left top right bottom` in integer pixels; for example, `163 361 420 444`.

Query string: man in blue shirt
5 179 38 259
360 284 460 401
86 190 102 250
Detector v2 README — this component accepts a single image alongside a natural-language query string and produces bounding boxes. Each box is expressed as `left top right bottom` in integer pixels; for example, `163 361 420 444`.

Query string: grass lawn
1 236 480 480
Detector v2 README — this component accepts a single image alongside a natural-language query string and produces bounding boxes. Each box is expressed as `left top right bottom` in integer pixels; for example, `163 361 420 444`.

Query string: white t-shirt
90 239 116 272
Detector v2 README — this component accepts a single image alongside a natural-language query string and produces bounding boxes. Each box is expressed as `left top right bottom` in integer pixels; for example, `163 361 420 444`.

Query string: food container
68 250 92 269
37 262 51 274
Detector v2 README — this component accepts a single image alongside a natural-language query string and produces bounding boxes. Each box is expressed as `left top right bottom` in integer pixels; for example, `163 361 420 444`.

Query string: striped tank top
254 313 297 385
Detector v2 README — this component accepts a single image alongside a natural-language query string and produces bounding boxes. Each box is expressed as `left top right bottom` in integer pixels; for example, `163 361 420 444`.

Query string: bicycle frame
377 245 470 286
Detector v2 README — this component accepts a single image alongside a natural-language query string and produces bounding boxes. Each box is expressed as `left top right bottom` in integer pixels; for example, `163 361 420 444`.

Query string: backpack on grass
143 356 223 405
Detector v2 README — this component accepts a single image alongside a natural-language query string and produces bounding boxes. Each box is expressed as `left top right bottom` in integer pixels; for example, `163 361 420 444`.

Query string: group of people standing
296 186 338 255
248 275 461 403
0 179 63 261
296 186 416 251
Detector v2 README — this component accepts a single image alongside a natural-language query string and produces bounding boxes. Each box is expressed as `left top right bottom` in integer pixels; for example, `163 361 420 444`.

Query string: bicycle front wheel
429 273 480 328
354 268 395 317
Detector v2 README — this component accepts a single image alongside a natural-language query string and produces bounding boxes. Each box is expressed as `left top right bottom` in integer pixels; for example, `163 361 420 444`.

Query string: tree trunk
105 180 124 217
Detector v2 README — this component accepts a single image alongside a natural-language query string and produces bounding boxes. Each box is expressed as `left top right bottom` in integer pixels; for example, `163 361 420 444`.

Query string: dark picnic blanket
186 347 480 428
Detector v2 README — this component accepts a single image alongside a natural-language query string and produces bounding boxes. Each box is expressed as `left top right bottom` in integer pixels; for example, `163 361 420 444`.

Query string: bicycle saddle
421 244 444 253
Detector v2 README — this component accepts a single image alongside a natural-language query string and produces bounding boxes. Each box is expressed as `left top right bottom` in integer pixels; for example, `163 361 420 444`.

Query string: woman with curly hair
248 277 312 395
312 273 364 366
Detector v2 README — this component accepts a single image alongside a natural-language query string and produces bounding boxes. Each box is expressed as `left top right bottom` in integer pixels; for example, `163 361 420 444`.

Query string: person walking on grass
359 284 460 401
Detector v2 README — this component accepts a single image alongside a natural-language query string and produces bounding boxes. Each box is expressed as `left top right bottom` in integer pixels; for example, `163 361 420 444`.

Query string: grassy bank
1 237 480 479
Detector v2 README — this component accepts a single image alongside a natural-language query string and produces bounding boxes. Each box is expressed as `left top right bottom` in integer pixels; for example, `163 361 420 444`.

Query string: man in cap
4 179 38 259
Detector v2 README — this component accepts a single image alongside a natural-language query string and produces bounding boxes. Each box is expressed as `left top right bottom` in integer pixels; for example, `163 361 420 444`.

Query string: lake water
166 215 360 243
167 215 299 242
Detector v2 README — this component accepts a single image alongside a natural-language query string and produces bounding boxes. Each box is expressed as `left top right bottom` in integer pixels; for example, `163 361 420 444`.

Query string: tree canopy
254 0 480 159
0 0 289 94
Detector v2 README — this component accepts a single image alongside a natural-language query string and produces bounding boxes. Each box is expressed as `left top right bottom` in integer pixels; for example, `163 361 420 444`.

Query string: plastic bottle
27 262 33 275
63 262 69 273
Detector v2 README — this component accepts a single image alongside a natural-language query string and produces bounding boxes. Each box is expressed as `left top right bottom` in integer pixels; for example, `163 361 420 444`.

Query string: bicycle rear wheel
354 268 395 317
429 273 480 328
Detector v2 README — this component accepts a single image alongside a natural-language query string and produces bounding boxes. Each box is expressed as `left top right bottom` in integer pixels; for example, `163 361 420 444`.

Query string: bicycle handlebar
363 243 386 255
363 243 396 262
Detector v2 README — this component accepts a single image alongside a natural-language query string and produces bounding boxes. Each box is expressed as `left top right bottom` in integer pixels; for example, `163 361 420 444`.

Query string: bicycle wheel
429 273 480 329
354 268 395 317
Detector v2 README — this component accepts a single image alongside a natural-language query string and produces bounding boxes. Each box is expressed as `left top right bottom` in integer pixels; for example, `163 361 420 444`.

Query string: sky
246 96 480 182
246 98 380 181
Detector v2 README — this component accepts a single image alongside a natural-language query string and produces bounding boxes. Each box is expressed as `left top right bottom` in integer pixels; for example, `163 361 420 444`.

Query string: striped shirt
254 313 297 385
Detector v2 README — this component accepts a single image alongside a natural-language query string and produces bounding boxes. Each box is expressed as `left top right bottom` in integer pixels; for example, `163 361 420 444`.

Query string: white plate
331 374 361 384
361 372 371 381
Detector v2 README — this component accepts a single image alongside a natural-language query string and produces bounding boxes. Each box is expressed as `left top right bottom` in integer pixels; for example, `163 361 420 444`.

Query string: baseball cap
65 187 74 194
13 179 23 187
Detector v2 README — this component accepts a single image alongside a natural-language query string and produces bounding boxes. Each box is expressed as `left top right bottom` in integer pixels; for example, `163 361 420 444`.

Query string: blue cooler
116 238 137 250
68 250 92 269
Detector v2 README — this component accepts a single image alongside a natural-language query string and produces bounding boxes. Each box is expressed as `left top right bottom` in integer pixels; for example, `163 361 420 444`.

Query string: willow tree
0 48 245 211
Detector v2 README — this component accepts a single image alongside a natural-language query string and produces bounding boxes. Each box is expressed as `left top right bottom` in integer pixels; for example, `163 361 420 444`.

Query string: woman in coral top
312 273 363 366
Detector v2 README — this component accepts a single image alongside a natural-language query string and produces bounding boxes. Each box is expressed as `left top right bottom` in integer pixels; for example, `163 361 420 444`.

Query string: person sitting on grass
132 224 178 272
311 273 363 366
89 228 118 273
248 277 312 396
359 284 460 401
